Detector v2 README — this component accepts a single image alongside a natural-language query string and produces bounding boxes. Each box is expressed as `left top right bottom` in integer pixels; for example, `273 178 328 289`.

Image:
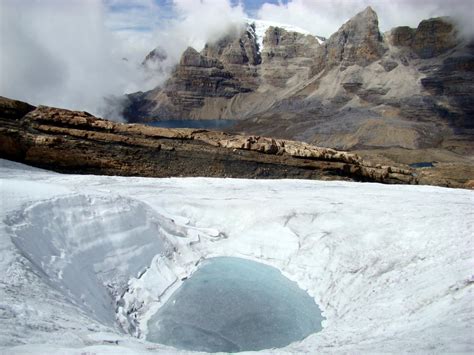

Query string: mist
256 0 474 39
0 0 248 120
0 0 144 120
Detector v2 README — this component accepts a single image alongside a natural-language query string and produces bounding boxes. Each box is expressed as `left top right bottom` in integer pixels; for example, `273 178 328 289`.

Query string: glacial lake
409 162 434 168
146 119 237 130
146 257 324 353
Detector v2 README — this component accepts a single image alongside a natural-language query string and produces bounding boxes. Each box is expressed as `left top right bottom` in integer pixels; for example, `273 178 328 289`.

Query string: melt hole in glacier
147 257 324 353
7 195 324 352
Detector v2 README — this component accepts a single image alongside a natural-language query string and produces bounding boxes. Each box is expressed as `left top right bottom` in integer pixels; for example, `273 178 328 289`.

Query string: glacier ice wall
6 194 176 329
0 159 472 353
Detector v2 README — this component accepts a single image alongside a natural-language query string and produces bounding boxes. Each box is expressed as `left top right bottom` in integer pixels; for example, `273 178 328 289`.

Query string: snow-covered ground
0 159 472 354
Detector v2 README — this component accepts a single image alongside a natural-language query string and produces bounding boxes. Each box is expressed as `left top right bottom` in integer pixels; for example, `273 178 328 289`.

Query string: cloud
0 0 247 120
104 0 162 32
150 0 246 61
256 0 474 38
0 0 163 120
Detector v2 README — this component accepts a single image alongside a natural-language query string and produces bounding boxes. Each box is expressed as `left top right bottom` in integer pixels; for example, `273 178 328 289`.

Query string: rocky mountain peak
358 6 377 19
142 46 167 66
260 26 320 86
390 17 458 58
179 47 223 68
263 26 320 59
312 6 386 74
202 26 261 66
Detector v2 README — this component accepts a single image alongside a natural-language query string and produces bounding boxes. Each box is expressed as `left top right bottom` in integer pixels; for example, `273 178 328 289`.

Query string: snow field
0 159 472 353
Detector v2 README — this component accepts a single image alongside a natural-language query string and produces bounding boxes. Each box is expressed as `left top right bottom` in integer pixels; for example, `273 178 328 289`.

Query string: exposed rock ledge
0 96 418 184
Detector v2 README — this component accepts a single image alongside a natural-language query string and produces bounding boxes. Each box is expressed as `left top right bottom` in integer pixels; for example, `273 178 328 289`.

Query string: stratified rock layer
261 26 320 87
390 17 457 59
0 97 417 184
312 6 386 74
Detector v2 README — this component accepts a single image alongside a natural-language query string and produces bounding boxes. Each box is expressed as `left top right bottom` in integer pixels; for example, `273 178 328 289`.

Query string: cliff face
261 26 320 87
312 7 387 74
390 17 458 59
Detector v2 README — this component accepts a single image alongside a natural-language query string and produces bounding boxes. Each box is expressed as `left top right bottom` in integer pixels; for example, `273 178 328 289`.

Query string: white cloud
0 0 163 120
256 0 474 38
0 0 247 120
145 0 246 66
104 0 162 31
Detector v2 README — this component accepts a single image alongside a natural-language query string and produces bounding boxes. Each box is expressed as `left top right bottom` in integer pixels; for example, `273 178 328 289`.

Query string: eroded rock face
0 97 419 185
203 26 261 66
312 7 387 74
262 26 319 60
125 20 325 120
126 10 466 126
390 17 458 58
421 53 474 128
390 26 416 47
145 46 252 118
0 96 35 119
261 26 320 87
133 27 263 121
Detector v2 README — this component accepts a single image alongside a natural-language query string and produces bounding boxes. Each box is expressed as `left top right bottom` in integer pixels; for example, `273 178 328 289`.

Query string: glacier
0 158 472 354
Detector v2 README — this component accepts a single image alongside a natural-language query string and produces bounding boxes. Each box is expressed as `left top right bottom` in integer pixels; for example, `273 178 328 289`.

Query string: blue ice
147 257 324 352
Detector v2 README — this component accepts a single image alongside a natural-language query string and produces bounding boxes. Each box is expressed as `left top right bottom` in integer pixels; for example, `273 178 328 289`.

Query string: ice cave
146 257 324 352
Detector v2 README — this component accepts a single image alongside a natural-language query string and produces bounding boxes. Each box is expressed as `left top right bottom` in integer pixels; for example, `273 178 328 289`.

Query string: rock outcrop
126 25 263 122
390 17 458 59
420 52 474 129
261 26 320 87
202 26 261 66
0 97 421 185
312 6 387 74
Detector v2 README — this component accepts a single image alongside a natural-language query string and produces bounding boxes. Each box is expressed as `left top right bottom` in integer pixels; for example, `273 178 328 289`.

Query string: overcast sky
1 0 473 119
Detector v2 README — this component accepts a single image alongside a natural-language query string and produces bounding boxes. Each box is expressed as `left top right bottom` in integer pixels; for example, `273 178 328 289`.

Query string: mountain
123 7 473 177
123 18 325 121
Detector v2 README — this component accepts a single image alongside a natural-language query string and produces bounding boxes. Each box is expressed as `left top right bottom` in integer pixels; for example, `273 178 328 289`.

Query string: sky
1 0 473 119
